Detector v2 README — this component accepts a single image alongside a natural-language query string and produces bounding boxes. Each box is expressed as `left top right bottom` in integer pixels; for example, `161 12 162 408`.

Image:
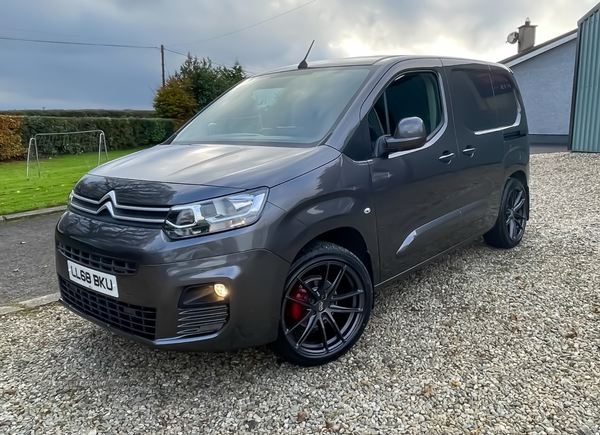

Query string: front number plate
67 260 119 298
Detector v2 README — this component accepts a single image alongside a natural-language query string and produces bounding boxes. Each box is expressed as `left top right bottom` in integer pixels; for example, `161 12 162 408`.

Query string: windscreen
172 68 371 145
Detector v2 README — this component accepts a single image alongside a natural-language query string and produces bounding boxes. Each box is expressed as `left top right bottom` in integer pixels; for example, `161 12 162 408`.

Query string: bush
0 116 176 161
151 123 167 143
154 77 197 121
0 116 25 160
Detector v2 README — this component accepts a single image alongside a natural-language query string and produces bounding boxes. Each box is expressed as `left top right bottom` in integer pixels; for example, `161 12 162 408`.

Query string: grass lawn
0 147 148 215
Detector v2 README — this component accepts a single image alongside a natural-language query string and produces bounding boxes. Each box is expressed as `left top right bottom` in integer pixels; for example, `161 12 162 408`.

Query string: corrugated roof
499 29 577 66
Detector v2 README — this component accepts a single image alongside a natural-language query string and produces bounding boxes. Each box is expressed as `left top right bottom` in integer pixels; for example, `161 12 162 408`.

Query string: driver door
367 64 463 282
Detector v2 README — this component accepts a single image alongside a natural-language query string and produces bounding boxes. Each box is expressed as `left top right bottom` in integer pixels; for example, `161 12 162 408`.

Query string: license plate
67 260 119 298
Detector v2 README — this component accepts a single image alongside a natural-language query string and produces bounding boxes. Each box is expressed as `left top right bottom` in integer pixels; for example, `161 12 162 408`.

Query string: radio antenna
298 40 315 69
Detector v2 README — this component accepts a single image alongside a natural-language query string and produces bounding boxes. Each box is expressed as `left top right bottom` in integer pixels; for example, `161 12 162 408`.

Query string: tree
153 76 196 122
153 56 246 124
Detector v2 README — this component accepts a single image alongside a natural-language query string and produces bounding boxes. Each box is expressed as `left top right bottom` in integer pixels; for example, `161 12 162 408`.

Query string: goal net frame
26 130 108 178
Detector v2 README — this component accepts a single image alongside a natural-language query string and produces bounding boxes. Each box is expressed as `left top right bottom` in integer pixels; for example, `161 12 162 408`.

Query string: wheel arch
292 226 375 285
509 169 528 188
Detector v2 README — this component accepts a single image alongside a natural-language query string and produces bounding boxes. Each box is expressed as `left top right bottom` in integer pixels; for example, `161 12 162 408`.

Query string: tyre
272 241 373 366
484 177 528 249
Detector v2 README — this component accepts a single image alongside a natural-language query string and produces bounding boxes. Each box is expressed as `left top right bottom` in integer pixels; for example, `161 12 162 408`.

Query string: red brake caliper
290 286 309 320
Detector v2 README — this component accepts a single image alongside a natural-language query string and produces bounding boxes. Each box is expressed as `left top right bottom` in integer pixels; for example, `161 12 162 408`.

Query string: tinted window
385 72 443 136
368 108 385 146
450 69 497 132
347 71 443 161
490 70 519 127
173 68 371 146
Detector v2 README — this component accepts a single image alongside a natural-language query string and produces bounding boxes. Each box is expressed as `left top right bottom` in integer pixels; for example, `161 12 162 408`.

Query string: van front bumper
56 246 289 352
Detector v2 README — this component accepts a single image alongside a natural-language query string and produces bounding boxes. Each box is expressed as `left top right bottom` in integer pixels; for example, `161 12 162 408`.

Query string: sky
0 0 596 110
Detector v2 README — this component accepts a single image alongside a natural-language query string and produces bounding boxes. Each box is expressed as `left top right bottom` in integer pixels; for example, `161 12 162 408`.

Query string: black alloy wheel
273 241 372 366
505 185 527 240
484 177 529 249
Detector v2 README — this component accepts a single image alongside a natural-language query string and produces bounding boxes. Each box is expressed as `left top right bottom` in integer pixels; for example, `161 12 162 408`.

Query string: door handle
462 146 476 157
438 152 455 163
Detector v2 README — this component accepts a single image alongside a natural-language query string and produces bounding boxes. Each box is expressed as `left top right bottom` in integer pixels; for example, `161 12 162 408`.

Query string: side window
450 69 497 132
348 71 443 160
490 70 519 127
385 72 443 136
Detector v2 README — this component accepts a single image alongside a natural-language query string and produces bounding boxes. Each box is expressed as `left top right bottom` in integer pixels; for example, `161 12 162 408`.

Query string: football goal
26 130 108 178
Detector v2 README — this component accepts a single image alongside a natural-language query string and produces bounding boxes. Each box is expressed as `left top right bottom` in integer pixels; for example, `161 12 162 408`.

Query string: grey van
56 56 529 366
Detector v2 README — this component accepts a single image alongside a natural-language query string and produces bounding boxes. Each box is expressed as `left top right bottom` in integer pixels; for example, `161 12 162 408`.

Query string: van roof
258 55 507 76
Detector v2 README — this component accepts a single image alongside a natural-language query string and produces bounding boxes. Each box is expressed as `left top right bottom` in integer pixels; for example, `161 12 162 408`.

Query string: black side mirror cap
376 117 427 157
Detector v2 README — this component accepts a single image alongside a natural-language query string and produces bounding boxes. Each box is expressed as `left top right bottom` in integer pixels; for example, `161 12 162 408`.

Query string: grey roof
259 55 503 76
261 55 410 74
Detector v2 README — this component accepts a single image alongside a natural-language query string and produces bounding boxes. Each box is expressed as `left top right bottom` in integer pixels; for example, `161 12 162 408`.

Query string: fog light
214 283 228 298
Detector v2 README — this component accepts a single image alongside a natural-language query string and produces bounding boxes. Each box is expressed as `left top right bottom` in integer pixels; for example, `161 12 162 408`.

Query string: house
499 22 578 147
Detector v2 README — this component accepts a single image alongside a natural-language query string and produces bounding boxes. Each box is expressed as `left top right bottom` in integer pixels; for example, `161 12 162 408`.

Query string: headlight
163 188 268 239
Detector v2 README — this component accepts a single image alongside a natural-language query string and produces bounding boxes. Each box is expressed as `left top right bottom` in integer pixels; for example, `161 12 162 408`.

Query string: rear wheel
272 241 372 366
484 177 528 249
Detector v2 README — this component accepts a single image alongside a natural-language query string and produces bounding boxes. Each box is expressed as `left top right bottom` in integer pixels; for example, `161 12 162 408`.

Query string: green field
0 148 147 215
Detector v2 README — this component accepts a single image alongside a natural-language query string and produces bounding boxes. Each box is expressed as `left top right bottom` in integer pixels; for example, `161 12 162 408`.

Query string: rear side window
450 69 497 132
490 70 519 128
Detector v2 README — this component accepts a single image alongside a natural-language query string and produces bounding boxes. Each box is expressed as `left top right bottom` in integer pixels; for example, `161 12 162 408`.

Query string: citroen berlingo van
56 55 529 366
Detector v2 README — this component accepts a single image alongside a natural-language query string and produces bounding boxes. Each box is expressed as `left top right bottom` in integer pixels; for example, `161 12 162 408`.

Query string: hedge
0 116 24 160
0 115 176 161
0 109 157 118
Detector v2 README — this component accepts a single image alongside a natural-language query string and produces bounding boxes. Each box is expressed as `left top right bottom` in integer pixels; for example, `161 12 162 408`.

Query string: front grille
177 305 229 338
70 191 170 225
58 242 137 276
60 278 156 340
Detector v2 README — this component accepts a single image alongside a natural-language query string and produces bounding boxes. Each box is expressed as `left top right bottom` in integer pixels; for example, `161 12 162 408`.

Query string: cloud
0 0 595 109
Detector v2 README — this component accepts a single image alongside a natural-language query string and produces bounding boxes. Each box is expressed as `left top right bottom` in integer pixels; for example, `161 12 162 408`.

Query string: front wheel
484 177 529 249
272 241 373 366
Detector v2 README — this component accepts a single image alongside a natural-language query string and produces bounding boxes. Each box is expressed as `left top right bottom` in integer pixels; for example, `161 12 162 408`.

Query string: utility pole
161 44 165 87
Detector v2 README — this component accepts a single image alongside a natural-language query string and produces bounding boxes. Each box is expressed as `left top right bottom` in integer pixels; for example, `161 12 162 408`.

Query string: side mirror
376 117 427 157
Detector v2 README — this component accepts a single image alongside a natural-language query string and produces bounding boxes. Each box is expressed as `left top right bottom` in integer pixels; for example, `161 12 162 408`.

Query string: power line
0 26 155 47
163 47 188 57
172 0 318 46
0 35 257 80
0 36 159 49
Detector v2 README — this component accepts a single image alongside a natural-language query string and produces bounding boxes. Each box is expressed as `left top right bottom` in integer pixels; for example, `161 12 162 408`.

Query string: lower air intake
177 305 229 338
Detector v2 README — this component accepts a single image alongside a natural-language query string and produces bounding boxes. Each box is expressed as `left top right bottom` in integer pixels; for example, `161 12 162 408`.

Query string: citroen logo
97 191 118 212
316 301 325 312
99 190 118 206
70 190 169 224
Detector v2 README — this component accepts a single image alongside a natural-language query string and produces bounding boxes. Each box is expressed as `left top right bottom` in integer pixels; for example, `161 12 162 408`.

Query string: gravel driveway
1 152 599 435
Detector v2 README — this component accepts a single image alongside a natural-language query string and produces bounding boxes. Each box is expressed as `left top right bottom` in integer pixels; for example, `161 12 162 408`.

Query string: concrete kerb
0 293 60 316
0 205 67 223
